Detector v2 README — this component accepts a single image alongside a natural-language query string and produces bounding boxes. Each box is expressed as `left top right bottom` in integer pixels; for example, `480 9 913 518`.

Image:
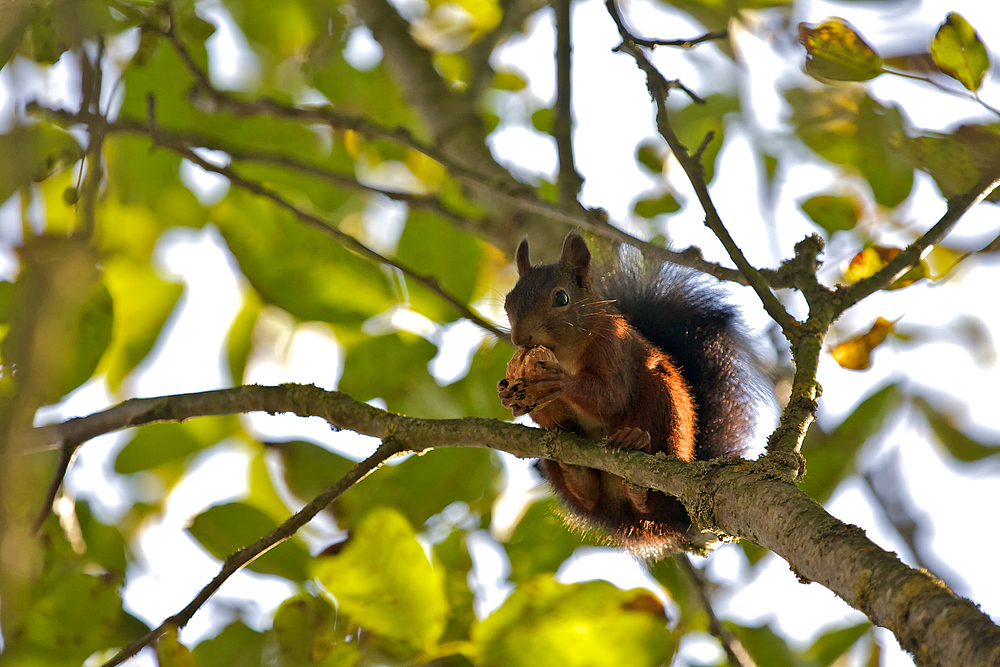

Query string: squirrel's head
504 233 598 353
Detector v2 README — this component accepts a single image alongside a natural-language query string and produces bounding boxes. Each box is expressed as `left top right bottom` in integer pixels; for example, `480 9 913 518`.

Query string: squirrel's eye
552 289 569 308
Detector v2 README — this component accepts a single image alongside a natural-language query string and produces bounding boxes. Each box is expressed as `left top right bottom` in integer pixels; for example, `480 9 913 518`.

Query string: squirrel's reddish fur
498 233 765 557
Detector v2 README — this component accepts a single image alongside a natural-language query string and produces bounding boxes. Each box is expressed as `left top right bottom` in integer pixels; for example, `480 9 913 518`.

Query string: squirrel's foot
608 427 653 454
558 463 601 511
609 427 654 514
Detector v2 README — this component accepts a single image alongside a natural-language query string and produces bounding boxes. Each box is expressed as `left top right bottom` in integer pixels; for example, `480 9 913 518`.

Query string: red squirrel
498 233 765 557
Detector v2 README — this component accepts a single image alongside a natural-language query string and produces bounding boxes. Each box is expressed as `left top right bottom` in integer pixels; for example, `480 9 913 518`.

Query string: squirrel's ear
515 238 531 275
559 233 591 287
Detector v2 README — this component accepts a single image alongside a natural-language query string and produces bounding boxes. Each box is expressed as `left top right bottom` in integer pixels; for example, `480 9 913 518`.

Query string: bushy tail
601 265 767 460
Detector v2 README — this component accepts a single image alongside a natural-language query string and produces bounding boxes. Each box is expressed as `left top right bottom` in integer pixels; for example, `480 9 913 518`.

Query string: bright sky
4 1 1000 665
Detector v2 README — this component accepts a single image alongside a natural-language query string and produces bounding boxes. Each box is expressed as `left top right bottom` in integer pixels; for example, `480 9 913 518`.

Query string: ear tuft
559 233 591 287
515 238 531 275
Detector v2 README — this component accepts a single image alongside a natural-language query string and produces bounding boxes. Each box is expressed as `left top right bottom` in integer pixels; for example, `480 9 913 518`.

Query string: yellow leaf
799 18 884 82
831 317 896 370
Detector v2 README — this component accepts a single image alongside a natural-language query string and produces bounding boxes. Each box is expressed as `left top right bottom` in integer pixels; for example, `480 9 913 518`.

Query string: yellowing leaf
156 626 196 667
405 151 447 191
831 317 896 370
930 13 990 92
313 508 449 652
492 69 528 91
799 19 884 82
473 576 673 667
842 246 925 289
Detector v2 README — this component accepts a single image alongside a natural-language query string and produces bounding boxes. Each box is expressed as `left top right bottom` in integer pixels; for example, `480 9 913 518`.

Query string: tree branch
604 0 797 334
99 434 403 667
832 176 1000 314
678 556 757 667
157 15 753 283
553 0 583 205
33 384 1000 667
33 104 510 343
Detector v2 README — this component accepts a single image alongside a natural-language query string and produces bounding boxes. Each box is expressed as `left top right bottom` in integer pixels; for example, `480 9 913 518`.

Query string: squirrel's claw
608 427 654 454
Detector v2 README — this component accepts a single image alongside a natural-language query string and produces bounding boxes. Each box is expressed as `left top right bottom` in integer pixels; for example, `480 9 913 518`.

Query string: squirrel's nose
510 328 533 348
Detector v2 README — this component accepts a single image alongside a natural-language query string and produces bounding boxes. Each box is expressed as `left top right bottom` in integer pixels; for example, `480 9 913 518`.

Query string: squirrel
497 232 766 558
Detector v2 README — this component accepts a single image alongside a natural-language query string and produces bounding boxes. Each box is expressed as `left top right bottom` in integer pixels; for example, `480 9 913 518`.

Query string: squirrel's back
600 263 766 461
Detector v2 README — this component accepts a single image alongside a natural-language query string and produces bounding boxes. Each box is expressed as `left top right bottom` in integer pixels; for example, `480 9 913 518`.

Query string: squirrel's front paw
498 371 564 416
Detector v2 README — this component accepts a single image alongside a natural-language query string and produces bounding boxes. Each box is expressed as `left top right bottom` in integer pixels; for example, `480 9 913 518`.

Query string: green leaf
2 235 112 404
728 622 811 667
0 124 83 205
278 439 501 530
338 332 448 415
503 499 580 584
633 191 681 219
798 19 884 82
18 570 126 663
313 508 449 652
101 259 183 390
635 141 664 174
531 107 554 134
473 576 673 667
397 211 483 323
856 97 913 207
273 440 356 508
226 290 262 386
444 338 515 420
436 529 477 642
930 13 990 92
115 418 238 474
898 124 1000 199
273 593 359 666
187 502 311 581
801 383 903 503
104 136 208 230
671 94 739 183
0 1 30 69
213 190 395 326
914 396 1000 462
75 501 128 577
191 622 269 667
805 621 871 666
799 194 859 234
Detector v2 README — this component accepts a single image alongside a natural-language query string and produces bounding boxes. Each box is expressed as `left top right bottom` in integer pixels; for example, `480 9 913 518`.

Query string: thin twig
101 438 404 666
625 30 727 50
553 0 583 205
35 104 509 342
604 0 797 332
155 16 752 284
678 556 757 667
832 175 1000 313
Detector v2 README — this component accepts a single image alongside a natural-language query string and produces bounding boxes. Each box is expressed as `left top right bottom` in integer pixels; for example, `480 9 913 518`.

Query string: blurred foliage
1 0 998 665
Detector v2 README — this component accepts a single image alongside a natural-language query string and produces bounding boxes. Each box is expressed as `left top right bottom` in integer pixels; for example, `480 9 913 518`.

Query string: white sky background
3 0 1000 665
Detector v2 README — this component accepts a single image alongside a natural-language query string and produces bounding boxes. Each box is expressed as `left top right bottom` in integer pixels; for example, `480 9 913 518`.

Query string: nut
506 345 560 381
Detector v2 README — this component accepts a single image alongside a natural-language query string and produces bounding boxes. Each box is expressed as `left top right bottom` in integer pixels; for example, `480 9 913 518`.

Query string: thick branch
34 384 1000 667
